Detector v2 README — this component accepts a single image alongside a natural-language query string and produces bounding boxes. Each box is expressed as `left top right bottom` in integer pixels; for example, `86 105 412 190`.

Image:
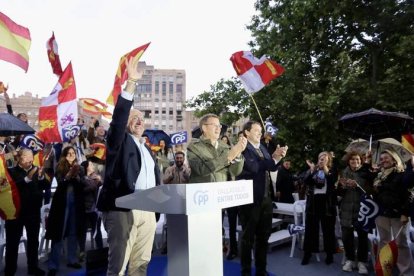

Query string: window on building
155 81 159 93
169 109 173 115
169 82 174 93
176 84 183 93
162 81 166 93
144 110 151 119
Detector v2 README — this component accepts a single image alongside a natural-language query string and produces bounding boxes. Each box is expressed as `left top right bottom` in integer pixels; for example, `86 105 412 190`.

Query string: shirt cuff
24 176 32 183
121 91 134 101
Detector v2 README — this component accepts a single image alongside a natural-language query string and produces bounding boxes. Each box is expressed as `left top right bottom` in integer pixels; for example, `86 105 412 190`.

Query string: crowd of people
1 57 414 276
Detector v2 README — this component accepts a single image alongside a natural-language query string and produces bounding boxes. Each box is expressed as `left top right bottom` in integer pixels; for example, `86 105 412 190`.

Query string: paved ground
2 213 380 275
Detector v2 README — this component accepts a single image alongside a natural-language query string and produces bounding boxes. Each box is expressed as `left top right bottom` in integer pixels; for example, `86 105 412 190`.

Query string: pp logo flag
62 125 81 142
170 131 188 145
20 134 44 154
357 194 380 232
265 119 278 136
288 224 305 235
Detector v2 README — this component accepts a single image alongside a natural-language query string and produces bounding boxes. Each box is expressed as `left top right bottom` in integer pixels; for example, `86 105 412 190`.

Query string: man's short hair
242 121 261 134
199 113 219 130
175 151 185 158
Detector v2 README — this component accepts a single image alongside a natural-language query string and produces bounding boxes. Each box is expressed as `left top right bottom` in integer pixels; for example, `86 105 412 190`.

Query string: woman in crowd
302 151 338 265
78 160 103 259
373 150 414 275
46 146 85 276
156 139 171 174
337 151 373 274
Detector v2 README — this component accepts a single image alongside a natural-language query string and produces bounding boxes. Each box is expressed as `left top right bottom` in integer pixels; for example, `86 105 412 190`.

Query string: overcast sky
1 0 256 103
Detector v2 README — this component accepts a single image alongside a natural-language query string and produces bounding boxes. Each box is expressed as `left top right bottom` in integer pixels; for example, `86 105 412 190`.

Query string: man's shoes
28 267 46 276
67 262 82 269
325 254 333 265
357 262 368 275
47 269 57 276
301 252 311 265
226 251 238 260
342 260 355 272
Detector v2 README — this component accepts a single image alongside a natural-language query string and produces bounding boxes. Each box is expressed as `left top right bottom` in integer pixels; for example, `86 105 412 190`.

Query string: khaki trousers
102 210 156 276
375 216 414 276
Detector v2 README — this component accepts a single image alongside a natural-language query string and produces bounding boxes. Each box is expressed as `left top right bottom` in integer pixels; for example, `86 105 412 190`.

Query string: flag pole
249 94 266 130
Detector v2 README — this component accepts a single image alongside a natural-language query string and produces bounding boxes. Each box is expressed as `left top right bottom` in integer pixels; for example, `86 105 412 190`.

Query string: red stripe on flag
0 12 30 39
0 45 29 71
230 51 253 75
107 42 150 106
57 63 77 103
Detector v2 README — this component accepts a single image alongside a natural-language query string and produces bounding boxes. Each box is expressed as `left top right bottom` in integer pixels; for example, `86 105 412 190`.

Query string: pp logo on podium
194 190 209 205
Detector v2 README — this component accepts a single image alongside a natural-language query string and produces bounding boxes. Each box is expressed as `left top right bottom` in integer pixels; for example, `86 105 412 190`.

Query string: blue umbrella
143 129 171 146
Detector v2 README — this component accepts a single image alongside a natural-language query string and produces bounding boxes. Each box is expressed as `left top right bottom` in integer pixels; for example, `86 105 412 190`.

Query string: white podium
116 180 253 276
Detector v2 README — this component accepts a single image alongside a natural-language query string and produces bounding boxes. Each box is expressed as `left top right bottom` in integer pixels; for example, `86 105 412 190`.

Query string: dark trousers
239 197 273 276
226 207 239 253
79 212 103 252
303 195 336 255
341 226 368 262
5 216 40 275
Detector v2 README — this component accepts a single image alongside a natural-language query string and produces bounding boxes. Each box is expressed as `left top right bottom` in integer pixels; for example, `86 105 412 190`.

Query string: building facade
1 92 42 130
133 61 186 134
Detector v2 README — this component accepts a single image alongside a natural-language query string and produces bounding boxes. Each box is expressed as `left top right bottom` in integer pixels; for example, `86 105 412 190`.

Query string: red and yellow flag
106 42 150 106
402 134 414 153
375 239 398 276
0 12 31 72
0 154 20 220
91 143 106 160
79 98 112 119
46 32 63 76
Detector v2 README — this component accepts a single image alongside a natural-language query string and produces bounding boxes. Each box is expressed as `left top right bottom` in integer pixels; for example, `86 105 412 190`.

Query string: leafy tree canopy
187 0 414 171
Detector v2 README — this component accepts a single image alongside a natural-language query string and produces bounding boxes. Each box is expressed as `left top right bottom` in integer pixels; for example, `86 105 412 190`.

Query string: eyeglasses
204 123 222 129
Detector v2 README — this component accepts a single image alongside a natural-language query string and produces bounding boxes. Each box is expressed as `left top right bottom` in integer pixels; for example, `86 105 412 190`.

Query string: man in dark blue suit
237 121 288 276
96 58 160 276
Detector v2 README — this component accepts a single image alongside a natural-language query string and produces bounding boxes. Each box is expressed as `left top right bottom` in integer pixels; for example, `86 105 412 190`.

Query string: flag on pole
230 51 284 94
402 134 414 153
0 154 20 220
90 143 106 160
265 119 278 136
106 42 150 106
19 134 45 154
46 32 63 76
38 62 78 143
375 239 398 276
0 12 31 72
79 98 112 119
357 193 380 232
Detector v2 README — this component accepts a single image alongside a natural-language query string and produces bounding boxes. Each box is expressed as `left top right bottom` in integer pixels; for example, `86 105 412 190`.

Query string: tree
187 0 414 170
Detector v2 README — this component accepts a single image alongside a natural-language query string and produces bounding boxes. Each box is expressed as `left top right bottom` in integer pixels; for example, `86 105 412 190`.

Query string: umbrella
339 108 413 141
143 129 171 146
0 113 35 136
191 124 228 139
344 138 412 163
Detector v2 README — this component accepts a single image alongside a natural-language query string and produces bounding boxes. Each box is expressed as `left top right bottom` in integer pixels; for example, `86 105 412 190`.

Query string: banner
170 131 188 145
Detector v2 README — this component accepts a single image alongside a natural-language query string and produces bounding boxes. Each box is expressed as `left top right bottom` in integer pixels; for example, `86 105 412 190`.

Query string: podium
116 180 253 276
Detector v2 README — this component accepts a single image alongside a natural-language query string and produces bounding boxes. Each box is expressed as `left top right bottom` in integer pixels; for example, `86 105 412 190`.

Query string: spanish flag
375 239 398 276
0 154 20 220
79 98 112 119
91 143 106 161
402 134 414 153
106 42 150 106
0 12 31 72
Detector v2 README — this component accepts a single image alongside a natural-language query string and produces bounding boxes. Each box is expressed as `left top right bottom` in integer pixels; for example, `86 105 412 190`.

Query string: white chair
38 203 51 255
0 218 27 264
289 200 306 257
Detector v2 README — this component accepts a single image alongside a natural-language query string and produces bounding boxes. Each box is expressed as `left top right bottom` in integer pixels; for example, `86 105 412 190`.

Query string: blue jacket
236 142 280 204
97 95 160 212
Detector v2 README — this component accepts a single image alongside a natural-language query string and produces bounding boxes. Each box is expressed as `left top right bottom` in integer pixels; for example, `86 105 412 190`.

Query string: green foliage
187 0 414 171
185 77 251 126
